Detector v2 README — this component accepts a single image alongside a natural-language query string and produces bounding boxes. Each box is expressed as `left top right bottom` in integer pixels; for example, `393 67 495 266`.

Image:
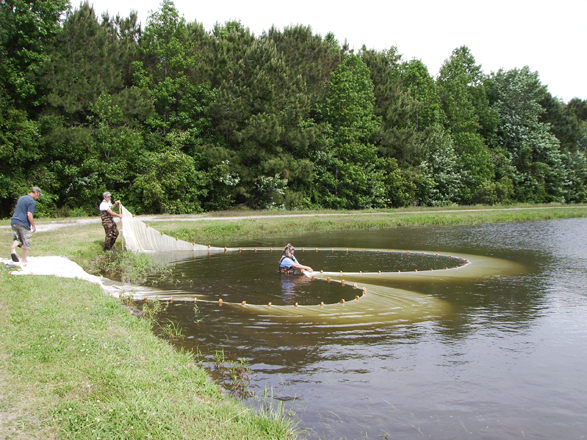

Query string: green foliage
207 32 320 207
542 94 587 154
316 54 378 140
437 46 496 203
0 0 69 109
88 92 144 189
417 125 463 206
401 59 444 130
67 206 90 217
488 66 570 202
0 3 584 216
0 90 40 210
140 298 167 320
312 55 390 208
0 0 68 216
157 318 186 342
568 98 587 122
126 143 208 214
212 349 254 399
135 0 213 136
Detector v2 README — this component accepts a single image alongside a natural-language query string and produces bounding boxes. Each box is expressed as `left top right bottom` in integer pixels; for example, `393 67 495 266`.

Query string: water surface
149 218 587 439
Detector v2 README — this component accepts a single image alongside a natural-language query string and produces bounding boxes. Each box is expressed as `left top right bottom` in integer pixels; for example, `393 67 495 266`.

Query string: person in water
279 243 313 274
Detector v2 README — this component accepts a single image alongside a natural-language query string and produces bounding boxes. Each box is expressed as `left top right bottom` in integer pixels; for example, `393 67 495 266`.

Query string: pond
144 217 587 440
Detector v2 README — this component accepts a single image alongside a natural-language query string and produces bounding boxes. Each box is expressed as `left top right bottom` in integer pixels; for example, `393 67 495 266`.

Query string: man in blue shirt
10 186 42 263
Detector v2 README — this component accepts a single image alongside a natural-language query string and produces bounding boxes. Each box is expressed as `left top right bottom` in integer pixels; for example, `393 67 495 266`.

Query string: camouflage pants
101 212 119 251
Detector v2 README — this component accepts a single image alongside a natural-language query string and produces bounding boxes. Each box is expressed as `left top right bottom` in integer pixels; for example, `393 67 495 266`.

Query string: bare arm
291 262 313 272
107 200 122 218
27 211 36 233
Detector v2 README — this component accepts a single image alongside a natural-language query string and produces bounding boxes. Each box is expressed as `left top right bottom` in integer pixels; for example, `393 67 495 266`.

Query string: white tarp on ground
6 255 103 283
3 255 157 299
120 205 221 252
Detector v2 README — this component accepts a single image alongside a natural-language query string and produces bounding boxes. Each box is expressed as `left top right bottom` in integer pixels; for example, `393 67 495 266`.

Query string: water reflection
147 218 587 440
279 274 313 299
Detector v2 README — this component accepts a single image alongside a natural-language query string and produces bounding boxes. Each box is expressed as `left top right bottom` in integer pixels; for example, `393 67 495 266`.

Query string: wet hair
282 243 295 259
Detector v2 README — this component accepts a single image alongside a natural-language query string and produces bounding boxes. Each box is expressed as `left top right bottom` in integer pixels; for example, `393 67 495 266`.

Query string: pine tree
312 54 388 208
437 46 496 203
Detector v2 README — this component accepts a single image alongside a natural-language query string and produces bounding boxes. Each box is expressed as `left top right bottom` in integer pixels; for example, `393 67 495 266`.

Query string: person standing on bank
10 186 42 263
279 243 313 274
100 191 122 251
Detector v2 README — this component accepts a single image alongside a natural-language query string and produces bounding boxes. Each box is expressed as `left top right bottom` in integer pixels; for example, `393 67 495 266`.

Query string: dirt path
2 205 586 233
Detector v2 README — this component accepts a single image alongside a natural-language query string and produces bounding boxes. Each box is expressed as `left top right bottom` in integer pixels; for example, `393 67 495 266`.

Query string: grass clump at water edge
85 250 173 285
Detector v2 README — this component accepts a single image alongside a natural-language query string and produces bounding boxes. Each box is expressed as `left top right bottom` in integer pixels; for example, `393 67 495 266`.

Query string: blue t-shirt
11 195 36 230
279 256 298 268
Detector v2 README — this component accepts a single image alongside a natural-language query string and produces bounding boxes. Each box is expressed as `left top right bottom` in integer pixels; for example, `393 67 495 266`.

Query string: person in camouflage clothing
99 191 122 251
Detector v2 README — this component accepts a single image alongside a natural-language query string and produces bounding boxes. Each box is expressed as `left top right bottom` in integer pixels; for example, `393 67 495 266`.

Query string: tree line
1 0 586 218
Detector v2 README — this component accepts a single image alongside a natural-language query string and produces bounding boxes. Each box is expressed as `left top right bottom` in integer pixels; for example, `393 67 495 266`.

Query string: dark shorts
12 224 32 249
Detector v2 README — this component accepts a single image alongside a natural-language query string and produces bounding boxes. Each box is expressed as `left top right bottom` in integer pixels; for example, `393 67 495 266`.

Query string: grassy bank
2 203 587 439
0 269 297 439
150 204 587 245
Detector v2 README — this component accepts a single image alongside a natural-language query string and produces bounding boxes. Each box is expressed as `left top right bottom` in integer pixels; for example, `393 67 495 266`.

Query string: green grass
0 268 298 439
149 204 587 245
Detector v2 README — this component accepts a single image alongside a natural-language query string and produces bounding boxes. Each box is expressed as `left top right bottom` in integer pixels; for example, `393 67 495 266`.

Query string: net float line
123 246 527 304
117 207 528 323
286 253 528 323
120 243 525 287
215 263 522 323
129 248 527 324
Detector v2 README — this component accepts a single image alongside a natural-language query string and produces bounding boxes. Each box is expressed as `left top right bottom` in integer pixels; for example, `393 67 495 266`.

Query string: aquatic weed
212 350 254 399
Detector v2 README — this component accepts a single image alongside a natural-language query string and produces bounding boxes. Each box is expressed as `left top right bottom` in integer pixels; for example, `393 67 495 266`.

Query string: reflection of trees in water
297 250 460 272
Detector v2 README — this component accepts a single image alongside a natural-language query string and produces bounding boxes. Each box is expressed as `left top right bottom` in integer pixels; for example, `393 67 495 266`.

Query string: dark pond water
147 218 587 440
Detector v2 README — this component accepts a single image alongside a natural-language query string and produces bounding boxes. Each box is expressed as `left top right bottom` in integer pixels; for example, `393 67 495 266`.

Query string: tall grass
86 250 173 284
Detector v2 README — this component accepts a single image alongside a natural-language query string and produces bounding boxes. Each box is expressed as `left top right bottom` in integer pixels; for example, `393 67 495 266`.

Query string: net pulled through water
117 205 529 324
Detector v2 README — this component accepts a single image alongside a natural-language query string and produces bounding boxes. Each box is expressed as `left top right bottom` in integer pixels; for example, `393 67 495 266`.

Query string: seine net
120 205 220 252
115 205 526 324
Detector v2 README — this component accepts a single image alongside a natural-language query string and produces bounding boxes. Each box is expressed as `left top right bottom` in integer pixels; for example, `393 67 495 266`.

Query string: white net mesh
120 205 221 252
